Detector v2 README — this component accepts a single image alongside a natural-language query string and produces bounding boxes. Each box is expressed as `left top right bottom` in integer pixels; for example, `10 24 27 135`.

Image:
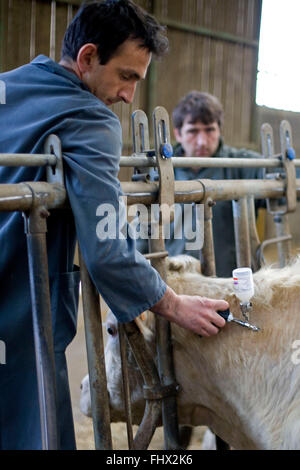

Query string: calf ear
167 255 201 273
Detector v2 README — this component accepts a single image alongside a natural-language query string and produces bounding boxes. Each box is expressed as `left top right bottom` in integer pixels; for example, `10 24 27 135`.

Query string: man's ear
173 127 182 143
76 43 99 74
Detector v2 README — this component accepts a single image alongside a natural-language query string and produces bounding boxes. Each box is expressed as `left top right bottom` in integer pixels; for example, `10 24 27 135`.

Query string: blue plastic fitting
160 143 173 159
286 147 296 161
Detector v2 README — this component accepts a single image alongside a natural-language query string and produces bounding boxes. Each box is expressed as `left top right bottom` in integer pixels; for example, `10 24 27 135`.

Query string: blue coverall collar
30 55 90 92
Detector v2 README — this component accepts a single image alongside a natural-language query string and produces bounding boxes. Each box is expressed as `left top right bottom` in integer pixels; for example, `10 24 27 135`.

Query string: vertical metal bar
79 250 112 450
151 107 180 450
118 323 135 450
149 230 181 450
24 207 59 450
232 197 251 268
247 196 261 272
273 215 292 267
201 198 216 276
201 198 229 450
50 0 56 60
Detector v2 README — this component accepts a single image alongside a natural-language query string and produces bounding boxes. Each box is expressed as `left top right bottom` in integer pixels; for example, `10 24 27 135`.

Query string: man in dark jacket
170 91 264 277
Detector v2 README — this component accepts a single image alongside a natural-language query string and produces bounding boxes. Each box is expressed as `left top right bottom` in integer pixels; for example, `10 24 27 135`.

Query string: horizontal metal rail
2 154 299 170
0 182 66 211
0 154 57 166
121 178 300 205
120 155 300 169
1 178 299 211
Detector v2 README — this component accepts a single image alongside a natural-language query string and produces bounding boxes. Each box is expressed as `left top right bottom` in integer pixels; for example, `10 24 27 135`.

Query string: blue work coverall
0 56 166 449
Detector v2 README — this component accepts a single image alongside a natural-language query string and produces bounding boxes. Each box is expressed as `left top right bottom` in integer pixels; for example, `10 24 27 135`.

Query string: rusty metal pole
201 197 216 276
151 107 180 450
247 196 261 272
79 251 112 450
232 197 252 268
118 323 135 450
24 206 59 450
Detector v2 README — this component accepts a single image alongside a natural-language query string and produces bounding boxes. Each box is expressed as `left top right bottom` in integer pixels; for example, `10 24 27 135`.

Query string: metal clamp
261 121 296 215
143 383 180 401
132 110 157 182
44 134 64 186
153 106 175 223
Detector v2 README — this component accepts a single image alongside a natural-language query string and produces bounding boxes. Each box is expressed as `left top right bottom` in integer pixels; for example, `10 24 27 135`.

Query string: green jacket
170 139 264 277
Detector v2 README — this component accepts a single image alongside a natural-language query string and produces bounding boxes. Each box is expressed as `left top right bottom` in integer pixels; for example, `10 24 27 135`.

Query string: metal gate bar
120 155 300 169
24 206 59 450
232 197 252 268
202 197 216 276
79 251 113 450
0 135 66 450
121 178 300 205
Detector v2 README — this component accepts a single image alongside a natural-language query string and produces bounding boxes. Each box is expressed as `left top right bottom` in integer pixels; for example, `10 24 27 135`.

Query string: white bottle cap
232 267 254 303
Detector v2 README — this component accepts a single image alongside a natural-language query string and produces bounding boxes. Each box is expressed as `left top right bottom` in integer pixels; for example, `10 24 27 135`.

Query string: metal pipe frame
0 182 66 211
118 323 135 450
273 215 293 268
119 155 300 169
24 206 59 450
247 197 261 272
1 114 298 451
149 230 181 450
79 250 113 450
2 154 300 170
0 154 57 166
232 198 252 269
201 198 216 276
0 141 65 450
121 178 300 206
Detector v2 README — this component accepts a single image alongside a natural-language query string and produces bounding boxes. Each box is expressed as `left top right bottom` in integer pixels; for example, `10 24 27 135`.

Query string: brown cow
80 255 300 450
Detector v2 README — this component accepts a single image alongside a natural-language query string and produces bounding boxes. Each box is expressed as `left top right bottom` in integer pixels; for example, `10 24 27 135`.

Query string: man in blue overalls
0 1 227 449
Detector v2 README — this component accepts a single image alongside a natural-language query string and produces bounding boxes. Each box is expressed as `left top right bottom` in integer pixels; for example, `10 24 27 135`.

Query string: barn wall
1 0 262 149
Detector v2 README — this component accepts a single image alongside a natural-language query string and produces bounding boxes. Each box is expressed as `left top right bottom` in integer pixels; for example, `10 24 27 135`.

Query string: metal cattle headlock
1 110 299 451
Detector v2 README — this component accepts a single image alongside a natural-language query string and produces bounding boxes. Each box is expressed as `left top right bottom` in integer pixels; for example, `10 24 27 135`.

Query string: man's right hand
150 286 228 337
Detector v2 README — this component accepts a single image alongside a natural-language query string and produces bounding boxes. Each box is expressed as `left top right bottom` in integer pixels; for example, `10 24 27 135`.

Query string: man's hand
151 286 228 337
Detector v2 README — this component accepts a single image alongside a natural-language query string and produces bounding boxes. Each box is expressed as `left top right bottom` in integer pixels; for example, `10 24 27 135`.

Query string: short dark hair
61 0 168 64
172 91 224 130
